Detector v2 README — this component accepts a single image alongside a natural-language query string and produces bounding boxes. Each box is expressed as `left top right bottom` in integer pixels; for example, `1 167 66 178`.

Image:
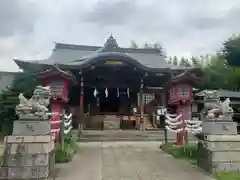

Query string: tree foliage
200 55 240 90
222 35 240 67
172 56 178 65
131 34 240 90
179 57 191 67
0 69 39 135
129 40 166 56
130 40 138 49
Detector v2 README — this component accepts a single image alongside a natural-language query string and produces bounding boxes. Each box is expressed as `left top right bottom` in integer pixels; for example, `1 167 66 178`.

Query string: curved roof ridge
54 42 162 54
55 43 101 51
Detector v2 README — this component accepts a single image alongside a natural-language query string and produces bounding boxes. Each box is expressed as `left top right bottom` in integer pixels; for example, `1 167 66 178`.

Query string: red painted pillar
140 78 144 131
175 102 191 146
176 104 184 146
51 101 61 141
78 72 84 136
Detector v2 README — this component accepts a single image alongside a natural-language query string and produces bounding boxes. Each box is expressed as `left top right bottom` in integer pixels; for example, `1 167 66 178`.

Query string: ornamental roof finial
104 34 118 48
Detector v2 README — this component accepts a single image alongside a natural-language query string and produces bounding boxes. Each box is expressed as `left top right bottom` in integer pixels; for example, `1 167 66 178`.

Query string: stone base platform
198 134 240 172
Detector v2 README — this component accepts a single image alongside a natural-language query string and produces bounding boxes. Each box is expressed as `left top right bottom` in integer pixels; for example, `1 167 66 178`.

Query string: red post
176 104 184 146
50 101 61 142
175 102 191 146
78 73 84 136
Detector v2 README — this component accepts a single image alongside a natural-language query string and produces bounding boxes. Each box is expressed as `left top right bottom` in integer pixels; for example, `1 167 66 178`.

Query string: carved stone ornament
15 85 51 120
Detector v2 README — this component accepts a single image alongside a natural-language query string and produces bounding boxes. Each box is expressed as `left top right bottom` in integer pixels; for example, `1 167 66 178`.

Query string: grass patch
161 143 240 180
160 143 198 165
55 135 78 164
214 172 240 180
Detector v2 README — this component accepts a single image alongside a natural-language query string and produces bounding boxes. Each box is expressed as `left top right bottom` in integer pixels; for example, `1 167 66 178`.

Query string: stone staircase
76 130 197 142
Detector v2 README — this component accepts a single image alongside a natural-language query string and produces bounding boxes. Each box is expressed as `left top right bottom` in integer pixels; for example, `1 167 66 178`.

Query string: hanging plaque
104 60 123 65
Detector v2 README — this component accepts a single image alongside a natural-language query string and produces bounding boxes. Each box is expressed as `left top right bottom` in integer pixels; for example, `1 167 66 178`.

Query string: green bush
64 134 78 152
55 144 74 163
55 134 78 163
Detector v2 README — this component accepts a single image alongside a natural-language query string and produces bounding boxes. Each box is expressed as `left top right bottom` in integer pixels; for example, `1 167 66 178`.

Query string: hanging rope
63 113 73 135
165 113 202 134
165 113 182 122
185 118 202 134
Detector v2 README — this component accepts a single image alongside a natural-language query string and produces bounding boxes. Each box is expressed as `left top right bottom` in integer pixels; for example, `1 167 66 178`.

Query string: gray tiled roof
196 89 240 98
45 42 171 70
14 36 197 71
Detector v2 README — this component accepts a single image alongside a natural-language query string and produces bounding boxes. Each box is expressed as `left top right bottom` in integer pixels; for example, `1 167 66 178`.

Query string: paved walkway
56 142 214 180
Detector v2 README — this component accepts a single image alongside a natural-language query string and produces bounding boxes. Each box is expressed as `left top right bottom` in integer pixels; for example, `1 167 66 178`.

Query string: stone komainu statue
15 85 51 119
203 90 233 120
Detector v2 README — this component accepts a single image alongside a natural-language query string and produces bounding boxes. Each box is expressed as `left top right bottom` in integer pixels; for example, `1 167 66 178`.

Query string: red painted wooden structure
167 71 200 146
38 66 76 141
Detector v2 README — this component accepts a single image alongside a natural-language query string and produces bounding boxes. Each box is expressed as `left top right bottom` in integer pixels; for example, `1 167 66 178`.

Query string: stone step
78 137 197 142
78 135 196 142
79 137 164 142
73 130 197 142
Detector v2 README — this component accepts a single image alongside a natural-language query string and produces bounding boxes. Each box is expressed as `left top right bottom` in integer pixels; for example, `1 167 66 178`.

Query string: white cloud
1 0 240 71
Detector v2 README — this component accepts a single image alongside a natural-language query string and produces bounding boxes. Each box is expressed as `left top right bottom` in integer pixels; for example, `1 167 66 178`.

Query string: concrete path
56 142 214 180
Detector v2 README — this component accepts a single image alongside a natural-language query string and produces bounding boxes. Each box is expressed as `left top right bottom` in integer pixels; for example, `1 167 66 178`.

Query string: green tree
191 56 200 67
201 55 238 89
130 40 138 48
168 57 172 64
143 42 151 49
184 59 191 67
0 69 39 135
222 34 240 67
153 42 166 57
130 41 166 56
179 57 186 66
179 57 191 67
173 56 178 65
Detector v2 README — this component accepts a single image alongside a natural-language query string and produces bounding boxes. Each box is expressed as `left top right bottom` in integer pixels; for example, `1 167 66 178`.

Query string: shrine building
14 35 201 133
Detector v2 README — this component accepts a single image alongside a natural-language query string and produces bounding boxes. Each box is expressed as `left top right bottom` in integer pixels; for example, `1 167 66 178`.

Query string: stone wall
197 135 240 172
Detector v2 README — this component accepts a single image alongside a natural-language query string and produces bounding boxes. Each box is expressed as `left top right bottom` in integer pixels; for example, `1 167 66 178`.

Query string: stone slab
205 134 240 142
212 161 240 172
5 134 55 143
5 141 54 154
202 121 237 135
197 134 240 172
207 141 240 151
4 153 52 166
12 121 51 135
17 115 49 121
212 151 240 161
0 166 50 179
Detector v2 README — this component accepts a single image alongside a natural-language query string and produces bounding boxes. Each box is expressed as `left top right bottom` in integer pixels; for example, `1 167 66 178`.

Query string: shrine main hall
14 36 201 130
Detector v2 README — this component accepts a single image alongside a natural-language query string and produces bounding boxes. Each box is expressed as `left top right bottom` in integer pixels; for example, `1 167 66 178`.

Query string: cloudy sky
1 0 240 71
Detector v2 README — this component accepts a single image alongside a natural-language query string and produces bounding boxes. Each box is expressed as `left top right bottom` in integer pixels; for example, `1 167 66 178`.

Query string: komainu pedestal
0 85 55 180
197 90 240 173
1 135 55 179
